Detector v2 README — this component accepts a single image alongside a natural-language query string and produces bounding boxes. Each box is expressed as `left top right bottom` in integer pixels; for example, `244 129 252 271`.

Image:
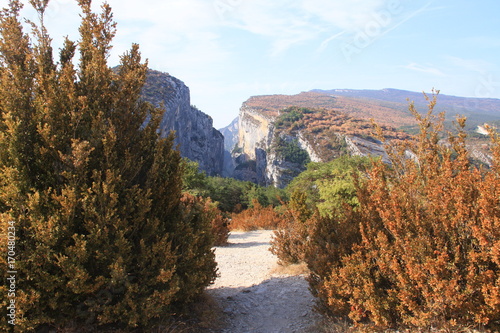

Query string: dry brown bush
305 94 500 331
229 200 282 231
270 190 313 265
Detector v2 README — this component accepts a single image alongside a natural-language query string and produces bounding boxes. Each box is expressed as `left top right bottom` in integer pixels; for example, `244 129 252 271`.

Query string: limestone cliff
230 95 409 188
230 105 310 188
219 117 239 177
142 70 224 176
232 104 275 185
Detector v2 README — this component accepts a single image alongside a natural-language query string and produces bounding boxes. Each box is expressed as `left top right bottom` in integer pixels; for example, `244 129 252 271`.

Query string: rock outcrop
231 105 274 185
219 117 239 177
142 70 224 176
229 97 394 188
225 90 499 187
229 104 310 188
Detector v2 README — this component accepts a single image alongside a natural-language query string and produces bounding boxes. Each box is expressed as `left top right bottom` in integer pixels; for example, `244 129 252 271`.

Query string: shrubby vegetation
270 190 313 265
0 1 217 331
4 2 497 332
275 106 306 129
230 199 283 231
272 94 500 331
286 155 373 217
273 137 311 167
183 159 287 213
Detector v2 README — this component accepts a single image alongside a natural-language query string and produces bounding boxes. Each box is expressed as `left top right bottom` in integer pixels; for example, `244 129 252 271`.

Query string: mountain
228 93 411 187
141 70 224 176
219 117 239 151
312 88 500 129
226 89 500 187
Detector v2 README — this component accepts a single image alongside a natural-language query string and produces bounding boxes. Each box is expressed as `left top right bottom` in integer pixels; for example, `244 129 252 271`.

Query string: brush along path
207 230 319 333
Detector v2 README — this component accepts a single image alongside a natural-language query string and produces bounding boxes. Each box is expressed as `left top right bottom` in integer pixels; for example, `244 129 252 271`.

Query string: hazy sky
19 0 500 128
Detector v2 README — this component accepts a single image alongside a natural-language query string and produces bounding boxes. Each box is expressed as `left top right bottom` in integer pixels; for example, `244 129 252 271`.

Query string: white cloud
221 0 320 55
445 56 496 73
403 62 446 76
301 0 387 32
22 0 416 61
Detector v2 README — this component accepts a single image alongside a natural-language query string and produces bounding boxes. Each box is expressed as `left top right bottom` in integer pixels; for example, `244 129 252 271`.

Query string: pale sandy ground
207 230 320 333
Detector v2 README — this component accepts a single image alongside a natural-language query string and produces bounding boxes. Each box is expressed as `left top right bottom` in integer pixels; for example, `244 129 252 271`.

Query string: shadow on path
209 275 319 332
225 241 270 249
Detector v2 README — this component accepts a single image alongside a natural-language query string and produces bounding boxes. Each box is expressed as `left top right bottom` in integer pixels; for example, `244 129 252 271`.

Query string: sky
18 0 500 128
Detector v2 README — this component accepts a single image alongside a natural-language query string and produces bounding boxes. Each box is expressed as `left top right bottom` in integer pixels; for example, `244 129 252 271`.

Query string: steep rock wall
233 106 314 188
237 106 274 160
142 70 224 176
232 105 275 185
232 103 389 188
219 117 239 151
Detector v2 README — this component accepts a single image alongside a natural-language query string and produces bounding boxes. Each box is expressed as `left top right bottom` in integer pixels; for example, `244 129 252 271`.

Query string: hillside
242 91 416 128
225 89 500 187
230 97 412 187
313 88 500 130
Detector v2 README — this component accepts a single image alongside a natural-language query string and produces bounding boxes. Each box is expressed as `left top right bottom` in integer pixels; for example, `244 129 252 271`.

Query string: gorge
141 73 500 188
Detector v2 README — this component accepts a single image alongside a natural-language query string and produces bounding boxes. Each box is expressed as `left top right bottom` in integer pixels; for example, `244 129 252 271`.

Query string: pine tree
0 1 216 330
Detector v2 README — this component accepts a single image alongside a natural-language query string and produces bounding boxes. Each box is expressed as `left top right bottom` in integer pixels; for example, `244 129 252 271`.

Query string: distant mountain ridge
312 88 500 126
219 117 239 151
221 88 500 187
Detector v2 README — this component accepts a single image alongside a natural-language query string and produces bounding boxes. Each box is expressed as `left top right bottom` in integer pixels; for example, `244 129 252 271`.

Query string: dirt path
207 230 320 333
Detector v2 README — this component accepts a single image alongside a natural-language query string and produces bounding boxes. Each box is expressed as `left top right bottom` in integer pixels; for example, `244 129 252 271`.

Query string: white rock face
345 136 389 162
297 132 323 163
233 106 315 188
219 117 240 151
231 101 392 188
237 106 275 160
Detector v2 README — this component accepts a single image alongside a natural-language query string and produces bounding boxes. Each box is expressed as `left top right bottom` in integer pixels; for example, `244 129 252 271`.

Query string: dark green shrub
273 137 311 167
0 1 216 330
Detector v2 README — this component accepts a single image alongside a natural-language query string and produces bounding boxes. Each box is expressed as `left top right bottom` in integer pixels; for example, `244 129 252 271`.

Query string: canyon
140 72 500 187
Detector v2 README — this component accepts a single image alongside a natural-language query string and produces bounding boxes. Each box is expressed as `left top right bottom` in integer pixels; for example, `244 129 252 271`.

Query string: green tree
181 158 210 196
0 1 216 330
273 136 311 167
287 155 372 217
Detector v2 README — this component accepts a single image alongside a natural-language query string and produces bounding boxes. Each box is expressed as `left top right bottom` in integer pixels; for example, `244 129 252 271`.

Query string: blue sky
19 0 500 128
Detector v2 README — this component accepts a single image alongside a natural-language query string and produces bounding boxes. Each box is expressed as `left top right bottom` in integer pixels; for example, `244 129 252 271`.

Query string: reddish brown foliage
181 193 229 246
304 95 500 330
229 200 282 231
244 92 416 128
270 190 313 265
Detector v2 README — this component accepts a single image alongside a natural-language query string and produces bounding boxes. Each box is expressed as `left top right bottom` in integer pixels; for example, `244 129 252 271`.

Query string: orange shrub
181 194 229 246
229 200 282 231
306 94 500 331
270 190 313 265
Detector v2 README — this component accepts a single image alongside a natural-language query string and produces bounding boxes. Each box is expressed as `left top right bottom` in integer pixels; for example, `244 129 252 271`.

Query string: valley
141 70 500 188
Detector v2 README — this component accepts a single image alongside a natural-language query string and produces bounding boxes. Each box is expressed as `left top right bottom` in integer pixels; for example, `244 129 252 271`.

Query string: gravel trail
207 230 320 333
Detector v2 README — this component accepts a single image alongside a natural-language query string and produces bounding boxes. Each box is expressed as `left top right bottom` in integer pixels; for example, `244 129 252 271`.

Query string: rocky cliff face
142 70 224 176
219 117 239 151
229 105 308 188
229 97 398 188
226 90 498 187
231 104 274 185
